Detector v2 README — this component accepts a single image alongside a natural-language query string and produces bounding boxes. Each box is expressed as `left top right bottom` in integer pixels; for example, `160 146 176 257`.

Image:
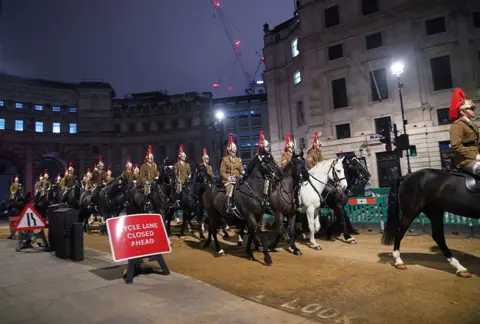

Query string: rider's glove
476 154 480 161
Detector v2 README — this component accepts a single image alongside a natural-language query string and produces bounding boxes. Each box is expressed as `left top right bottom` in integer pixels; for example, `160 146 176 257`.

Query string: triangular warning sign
15 204 46 231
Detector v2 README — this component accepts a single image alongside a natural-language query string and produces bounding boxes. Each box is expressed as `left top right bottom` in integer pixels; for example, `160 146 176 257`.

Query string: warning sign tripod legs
123 255 170 284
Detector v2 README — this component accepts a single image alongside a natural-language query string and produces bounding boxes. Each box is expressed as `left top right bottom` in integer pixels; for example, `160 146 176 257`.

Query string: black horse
268 151 309 255
6 187 31 239
150 165 177 236
203 154 282 265
382 168 478 278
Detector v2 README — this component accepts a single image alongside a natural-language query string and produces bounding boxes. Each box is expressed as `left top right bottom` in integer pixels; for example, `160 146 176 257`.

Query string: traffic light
409 145 417 157
378 123 392 152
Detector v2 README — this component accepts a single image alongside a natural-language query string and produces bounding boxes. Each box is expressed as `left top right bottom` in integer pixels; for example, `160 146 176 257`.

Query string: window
292 38 299 57
370 68 389 101
328 44 343 60
336 123 351 139
296 100 305 125
52 122 61 133
437 108 452 125
69 107 77 113
35 121 43 133
69 123 77 134
439 140 454 171
0 100 4 107
374 117 391 134
158 121 164 130
293 71 302 85
325 5 340 28
114 123 120 133
0 118 4 130
15 103 23 109
332 78 348 109
144 121 150 132
129 123 136 133
52 106 61 112
430 56 453 91
299 137 306 150
34 105 43 111
474 12 480 28
171 119 179 128
362 0 378 15
366 32 382 50
425 16 446 35
15 120 23 131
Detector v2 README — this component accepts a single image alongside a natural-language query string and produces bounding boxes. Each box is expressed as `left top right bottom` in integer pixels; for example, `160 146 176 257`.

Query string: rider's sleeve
239 158 245 174
450 122 470 158
187 164 191 178
219 159 228 181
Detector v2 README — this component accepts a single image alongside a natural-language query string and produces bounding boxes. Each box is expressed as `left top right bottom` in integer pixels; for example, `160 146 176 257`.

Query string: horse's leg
268 212 285 252
427 210 471 278
334 204 355 244
392 210 417 270
237 222 245 246
251 214 272 265
211 217 224 256
245 225 256 261
306 206 322 250
288 214 302 256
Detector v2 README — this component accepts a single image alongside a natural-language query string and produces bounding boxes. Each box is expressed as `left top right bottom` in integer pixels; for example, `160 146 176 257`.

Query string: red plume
148 145 152 154
226 133 234 156
258 131 264 152
127 156 131 163
449 88 466 121
87 168 91 173
312 132 319 149
284 133 291 152
107 166 111 172
98 156 103 162
203 148 208 156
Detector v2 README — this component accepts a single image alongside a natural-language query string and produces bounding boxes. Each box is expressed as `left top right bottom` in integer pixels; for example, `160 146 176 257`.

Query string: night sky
1 0 293 97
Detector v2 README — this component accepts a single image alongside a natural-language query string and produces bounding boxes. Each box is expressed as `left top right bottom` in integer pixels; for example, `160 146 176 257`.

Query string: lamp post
391 62 412 174
214 110 225 170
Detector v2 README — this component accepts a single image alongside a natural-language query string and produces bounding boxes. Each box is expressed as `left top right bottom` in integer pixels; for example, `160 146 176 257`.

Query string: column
25 149 33 199
80 148 85 176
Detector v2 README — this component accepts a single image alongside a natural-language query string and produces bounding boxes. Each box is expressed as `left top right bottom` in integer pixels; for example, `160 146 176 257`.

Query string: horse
321 155 371 242
94 178 126 223
382 168 480 278
268 151 309 255
150 165 177 236
203 153 282 265
299 157 348 250
33 187 54 221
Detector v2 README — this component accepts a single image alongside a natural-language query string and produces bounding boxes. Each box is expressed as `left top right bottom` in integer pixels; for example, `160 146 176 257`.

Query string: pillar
25 149 33 199
80 148 85 177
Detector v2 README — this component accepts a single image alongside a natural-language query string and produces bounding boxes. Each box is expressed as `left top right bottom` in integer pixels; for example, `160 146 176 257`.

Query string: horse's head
162 165 176 186
196 164 214 184
258 154 282 180
346 156 371 182
291 151 309 183
328 157 348 190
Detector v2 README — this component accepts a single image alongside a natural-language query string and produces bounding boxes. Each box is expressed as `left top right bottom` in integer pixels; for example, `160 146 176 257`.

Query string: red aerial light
261 57 265 62
227 86 233 91
213 83 220 88
213 1 220 7
235 40 241 46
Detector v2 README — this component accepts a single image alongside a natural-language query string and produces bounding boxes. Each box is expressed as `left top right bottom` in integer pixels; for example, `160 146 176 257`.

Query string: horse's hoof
217 249 226 256
457 271 472 278
293 249 302 256
264 258 272 266
313 245 322 251
395 264 407 270
248 254 256 261
346 238 357 244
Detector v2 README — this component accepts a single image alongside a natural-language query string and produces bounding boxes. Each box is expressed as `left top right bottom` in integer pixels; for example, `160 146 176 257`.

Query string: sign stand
13 204 50 252
16 229 50 252
124 254 170 284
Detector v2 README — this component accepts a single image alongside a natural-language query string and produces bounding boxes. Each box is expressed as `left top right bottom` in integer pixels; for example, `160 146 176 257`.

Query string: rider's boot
225 196 233 214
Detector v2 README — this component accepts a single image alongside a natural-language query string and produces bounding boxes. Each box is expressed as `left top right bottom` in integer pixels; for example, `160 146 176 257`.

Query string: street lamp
215 110 225 121
214 110 226 170
391 61 412 174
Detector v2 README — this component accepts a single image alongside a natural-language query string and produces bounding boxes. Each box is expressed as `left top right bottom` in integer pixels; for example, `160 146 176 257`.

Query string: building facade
263 0 480 187
0 73 214 199
212 94 269 169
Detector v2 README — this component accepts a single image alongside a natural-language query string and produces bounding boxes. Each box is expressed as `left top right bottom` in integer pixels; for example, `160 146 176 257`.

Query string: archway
0 157 20 201
34 153 67 184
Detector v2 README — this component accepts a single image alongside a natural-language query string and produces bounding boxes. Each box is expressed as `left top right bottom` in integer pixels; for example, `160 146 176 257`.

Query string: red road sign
106 214 172 262
9 216 20 230
348 198 377 205
14 204 46 231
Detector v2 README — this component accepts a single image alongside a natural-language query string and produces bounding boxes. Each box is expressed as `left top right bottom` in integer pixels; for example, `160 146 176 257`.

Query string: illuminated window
52 106 61 112
69 107 77 113
52 122 61 133
15 120 23 131
0 118 5 130
291 38 299 57
69 123 77 134
15 103 23 109
35 121 44 132
293 71 302 84
34 105 44 111
0 101 4 107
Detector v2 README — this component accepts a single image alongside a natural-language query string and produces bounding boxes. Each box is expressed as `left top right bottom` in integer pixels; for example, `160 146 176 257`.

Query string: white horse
299 157 348 250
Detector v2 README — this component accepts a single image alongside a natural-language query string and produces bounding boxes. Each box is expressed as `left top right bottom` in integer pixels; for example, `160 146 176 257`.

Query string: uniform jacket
121 170 135 184
10 183 20 195
220 156 244 184
174 161 191 184
90 169 106 186
140 162 159 183
281 151 293 169
62 174 76 188
202 163 214 178
307 147 324 169
37 179 51 192
450 118 480 168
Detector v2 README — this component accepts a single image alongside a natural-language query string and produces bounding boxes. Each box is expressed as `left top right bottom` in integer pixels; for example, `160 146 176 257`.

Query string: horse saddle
450 170 480 192
215 182 226 192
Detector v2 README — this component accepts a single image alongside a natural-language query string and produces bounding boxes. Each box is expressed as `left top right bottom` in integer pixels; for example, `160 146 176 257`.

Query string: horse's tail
382 178 402 245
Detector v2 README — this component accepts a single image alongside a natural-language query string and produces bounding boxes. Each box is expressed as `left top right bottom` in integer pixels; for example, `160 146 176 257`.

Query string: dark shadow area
89 264 126 280
378 247 480 277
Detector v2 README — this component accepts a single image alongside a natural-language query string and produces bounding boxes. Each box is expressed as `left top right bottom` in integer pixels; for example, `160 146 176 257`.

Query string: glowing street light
215 110 225 121
391 62 404 77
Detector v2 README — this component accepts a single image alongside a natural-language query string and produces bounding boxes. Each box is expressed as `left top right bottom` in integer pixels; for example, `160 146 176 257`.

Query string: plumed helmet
258 131 270 152
449 88 476 121
202 148 209 160
43 169 49 178
226 133 237 155
86 168 92 178
312 132 322 149
134 163 139 172
97 156 104 167
68 162 74 171
126 156 132 168
107 166 112 175
14 175 19 182
178 145 186 160
146 145 154 160
93 163 97 171
39 173 44 180
284 133 295 152
57 173 61 181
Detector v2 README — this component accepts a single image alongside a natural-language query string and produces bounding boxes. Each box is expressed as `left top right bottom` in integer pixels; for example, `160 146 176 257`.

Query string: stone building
263 0 480 187
0 73 213 198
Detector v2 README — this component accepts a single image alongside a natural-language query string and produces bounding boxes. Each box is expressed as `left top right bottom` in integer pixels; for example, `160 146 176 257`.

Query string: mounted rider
55 173 62 185
60 162 76 195
42 169 52 192
140 145 159 196
281 133 295 169
307 132 324 169
174 145 191 193
83 168 92 189
9 175 21 201
449 88 480 176
90 156 106 206
35 173 44 196
105 166 113 183
220 133 245 213
133 163 140 183
121 156 135 185
248 131 275 208
200 148 214 179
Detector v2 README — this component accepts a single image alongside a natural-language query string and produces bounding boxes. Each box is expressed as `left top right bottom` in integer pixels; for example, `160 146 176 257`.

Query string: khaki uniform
281 151 293 169
10 183 20 197
90 169 106 188
140 162 159 195
121 170 135 184
203 163 214 178
61 174 76 189
105 174 113 183
220 156 244 195
174 161 191 192
306 147 324 169
450 118 480 169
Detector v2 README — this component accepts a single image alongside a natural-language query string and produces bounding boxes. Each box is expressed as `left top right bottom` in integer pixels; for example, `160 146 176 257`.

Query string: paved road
0 238 316 324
